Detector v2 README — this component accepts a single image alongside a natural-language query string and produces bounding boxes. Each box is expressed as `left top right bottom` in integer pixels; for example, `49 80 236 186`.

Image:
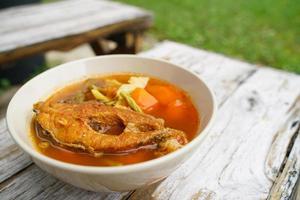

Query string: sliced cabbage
113 76 149 112
91 89 110 102
117 76 149 95
128 76 149 88
116 84 137 95
90 77 148 112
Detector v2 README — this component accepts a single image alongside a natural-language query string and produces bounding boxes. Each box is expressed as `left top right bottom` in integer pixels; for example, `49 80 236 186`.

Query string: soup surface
31 74 199 166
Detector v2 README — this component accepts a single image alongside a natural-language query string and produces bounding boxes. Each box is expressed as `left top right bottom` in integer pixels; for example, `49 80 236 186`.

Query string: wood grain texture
131 42 300 200
0 18 151 65
270 136 300 200
0 165 127 200
268 118 300 200
0 119 31 183
0 0 152 64
0 0 151 52
139 41 256 104
266 105 300 182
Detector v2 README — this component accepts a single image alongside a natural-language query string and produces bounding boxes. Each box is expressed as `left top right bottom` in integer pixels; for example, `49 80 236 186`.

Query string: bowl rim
6 54 217 174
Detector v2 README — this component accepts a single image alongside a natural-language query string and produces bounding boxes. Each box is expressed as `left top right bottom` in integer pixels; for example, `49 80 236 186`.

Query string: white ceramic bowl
6 55 216 192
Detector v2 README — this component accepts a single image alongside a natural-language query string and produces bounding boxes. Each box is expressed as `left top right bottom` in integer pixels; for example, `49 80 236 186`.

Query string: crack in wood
0 164 34 190
280 123 300 174
267 122 300 200
264 107 300 183
121 191 135 200
218 69 257 109
287 95 300 114
0 145 20 160
291 120 299 128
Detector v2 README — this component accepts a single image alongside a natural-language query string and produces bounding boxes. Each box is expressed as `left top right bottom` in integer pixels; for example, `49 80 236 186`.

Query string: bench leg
89 40 107 55
89 31 143 55
109 32 143 54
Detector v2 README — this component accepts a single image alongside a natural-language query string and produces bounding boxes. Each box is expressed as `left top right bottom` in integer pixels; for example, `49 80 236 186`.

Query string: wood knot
247 97 257 111
241 90 262 112
291 120 299 128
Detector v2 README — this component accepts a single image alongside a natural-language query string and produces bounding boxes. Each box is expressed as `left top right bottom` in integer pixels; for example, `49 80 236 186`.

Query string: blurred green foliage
118 0 300 73
3 0 298 96
0 62 52 95
0 78 10 96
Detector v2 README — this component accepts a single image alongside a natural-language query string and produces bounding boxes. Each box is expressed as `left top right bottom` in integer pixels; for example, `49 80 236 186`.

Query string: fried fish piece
34 101 188 155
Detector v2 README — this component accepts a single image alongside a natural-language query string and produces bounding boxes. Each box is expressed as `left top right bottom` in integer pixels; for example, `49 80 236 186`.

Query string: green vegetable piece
116 76 149 95
105 100 117 106
91 89 110 102
120 92 143 113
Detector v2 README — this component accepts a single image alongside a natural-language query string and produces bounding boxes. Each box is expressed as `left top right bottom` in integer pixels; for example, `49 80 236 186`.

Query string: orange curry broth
31 74 199 166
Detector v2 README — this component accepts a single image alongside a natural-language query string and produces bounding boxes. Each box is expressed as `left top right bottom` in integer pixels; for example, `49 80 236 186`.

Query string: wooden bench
0 0 152 65
0 41 299 199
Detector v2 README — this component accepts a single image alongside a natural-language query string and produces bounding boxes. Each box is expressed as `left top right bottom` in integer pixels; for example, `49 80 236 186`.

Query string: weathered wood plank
266 104 300 181
129 67 300 199
268 118 300 200
0 0 152 52
0 0 152 64
0 17 151 65
0 165 126 200
291 179 300 200
0 119 31 183
270 136 300 200
140 41 256 103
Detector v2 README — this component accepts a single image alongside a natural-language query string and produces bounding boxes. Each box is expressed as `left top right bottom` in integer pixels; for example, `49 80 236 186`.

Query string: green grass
117 0 300 73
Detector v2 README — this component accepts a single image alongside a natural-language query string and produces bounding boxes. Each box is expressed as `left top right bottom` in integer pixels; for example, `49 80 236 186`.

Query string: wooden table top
0 41 299 200
0 0 152 64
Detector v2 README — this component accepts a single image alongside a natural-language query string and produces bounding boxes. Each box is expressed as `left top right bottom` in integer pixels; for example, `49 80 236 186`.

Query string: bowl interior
7 55 215 166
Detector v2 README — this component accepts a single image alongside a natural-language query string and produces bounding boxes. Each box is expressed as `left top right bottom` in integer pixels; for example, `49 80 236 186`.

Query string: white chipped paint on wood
266 106 300 181
268 127 300 200
0 119 31 183
265 107 300 200
129 67 300 199
0 0 151 52
140 41 256 104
